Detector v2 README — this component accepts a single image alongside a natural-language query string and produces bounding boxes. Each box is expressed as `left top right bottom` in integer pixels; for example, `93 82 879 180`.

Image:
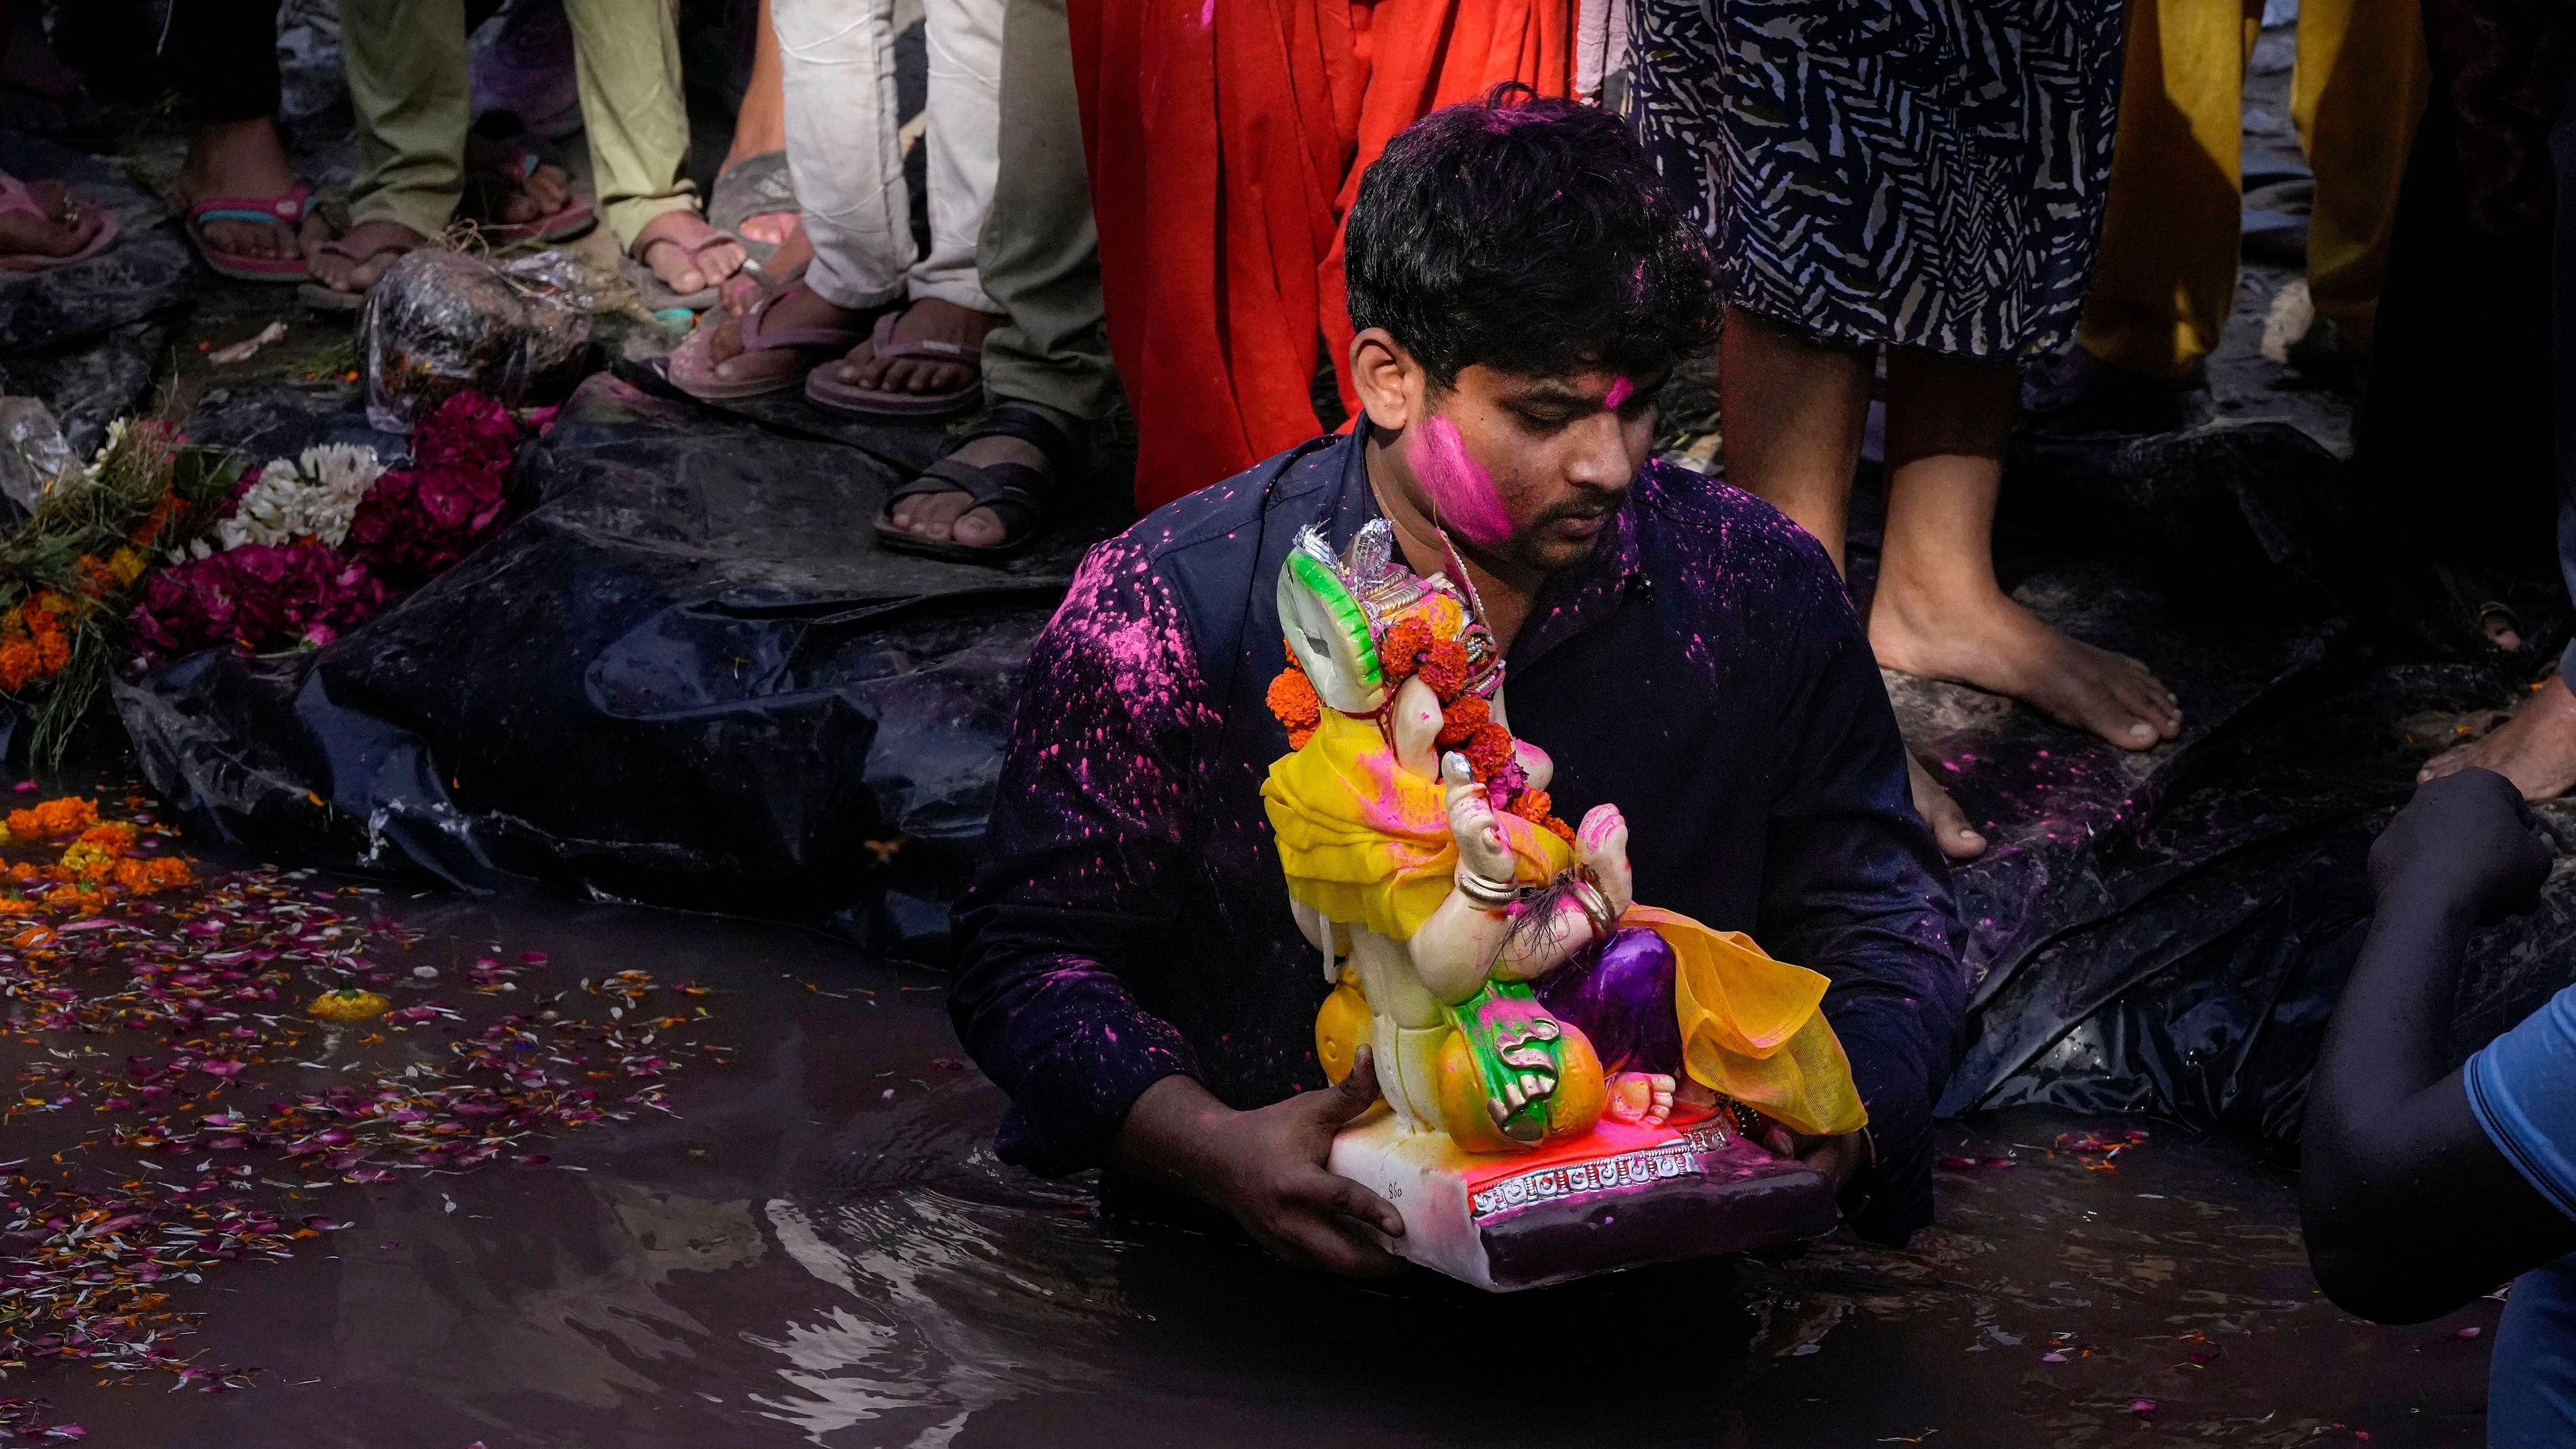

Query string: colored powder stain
1409 415 1512 547
1602 376 1635 412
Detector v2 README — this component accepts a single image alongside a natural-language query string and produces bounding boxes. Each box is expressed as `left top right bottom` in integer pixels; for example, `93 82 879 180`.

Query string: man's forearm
2313 893 2483 1129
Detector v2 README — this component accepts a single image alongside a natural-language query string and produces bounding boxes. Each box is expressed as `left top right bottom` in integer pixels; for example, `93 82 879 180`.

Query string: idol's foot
1907 753 1986 860
1871 575 2181 752
1604 1072 1674 1128
2420 673 2576 800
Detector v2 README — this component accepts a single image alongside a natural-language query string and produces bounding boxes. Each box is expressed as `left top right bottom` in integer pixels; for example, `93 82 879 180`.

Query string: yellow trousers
2076 0 2428 379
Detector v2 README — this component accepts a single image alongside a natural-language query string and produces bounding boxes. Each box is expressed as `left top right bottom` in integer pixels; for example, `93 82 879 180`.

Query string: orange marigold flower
131 495 184 547
39 884 98 909
112 856 194 895
1419 594 1465 640
75 823 136 852
31 628 67 674
0 639 37 692
1507 788 1553 821
1265 666 1321 733
7 797 96 841
1543 815 1576 843
1461 723 1516 779
1378 618 1430 682
1434 694 1491 749
1287 725 1315 751
0 897 36 917
1415 638 1469 700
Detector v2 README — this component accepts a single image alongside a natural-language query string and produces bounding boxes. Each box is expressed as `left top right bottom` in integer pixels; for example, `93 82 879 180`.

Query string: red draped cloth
1071 0 1572 511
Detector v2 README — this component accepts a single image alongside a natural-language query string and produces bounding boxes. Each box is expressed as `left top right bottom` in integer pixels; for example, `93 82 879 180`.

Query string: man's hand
1761 1122 1870 1191
1115 1049 1407 1277
2369 768 2555 925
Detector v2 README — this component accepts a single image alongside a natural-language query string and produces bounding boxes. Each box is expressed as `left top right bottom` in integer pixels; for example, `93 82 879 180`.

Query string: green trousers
339 0 699 249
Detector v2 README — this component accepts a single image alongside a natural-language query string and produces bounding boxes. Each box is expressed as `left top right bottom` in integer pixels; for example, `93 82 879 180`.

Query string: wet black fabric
117 374 1102 957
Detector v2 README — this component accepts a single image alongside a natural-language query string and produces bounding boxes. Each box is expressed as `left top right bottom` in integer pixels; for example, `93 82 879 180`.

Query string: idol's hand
1443 751 1517 885
1114 1048 1405 1278
1572 803 1633 917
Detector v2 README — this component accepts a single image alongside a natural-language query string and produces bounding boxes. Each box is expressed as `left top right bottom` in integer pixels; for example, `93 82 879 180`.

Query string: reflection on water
14 887 2503 1448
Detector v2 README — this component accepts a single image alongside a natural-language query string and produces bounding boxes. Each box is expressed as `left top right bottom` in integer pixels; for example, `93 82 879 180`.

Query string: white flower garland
205 443 387 556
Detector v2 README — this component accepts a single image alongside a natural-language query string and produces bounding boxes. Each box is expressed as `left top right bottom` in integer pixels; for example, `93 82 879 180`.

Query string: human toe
950 506 1007 548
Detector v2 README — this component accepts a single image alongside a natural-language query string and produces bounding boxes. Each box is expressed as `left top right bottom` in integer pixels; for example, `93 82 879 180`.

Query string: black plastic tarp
118 373 1103 955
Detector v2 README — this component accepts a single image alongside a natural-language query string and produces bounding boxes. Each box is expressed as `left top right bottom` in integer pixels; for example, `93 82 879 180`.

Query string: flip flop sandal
664 286 871 401
182 181 313 282
464 144 596 245
0 172 116 274
805 311 985 419
708 150 798 262
620 226 746 313
294 231 418 313
873 404 1082 564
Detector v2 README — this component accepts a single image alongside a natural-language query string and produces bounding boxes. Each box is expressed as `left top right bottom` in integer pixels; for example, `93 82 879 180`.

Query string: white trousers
773 0 1002 313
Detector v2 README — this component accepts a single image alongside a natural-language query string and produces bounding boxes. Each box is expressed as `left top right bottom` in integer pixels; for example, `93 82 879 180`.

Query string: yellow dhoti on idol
1266 708 1867 1144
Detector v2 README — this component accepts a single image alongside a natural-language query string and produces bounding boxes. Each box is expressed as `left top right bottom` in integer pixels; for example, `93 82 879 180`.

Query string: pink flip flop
665 286 870 401
804 311 984 419
0 172 115 274
182 181 311 281
466 144 596 246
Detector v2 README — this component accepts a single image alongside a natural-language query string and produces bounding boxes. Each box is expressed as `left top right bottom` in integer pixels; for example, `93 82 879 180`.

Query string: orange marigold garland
1264 584 1575 839
1266 662 1321 751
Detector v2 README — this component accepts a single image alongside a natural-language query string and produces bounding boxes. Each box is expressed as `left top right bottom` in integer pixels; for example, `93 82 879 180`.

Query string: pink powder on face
1409 415 1513 546
1602 376 1635 411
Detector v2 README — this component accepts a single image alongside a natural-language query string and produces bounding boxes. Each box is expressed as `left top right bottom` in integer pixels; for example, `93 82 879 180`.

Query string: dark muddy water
3 885 2496 1449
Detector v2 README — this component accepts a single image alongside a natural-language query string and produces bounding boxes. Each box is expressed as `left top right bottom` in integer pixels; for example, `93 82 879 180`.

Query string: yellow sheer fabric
1628 906 1868 1138
1262 709 1569 942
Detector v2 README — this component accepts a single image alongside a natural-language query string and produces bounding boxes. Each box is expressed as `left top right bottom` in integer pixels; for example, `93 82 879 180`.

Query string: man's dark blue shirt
950 430 1966 1241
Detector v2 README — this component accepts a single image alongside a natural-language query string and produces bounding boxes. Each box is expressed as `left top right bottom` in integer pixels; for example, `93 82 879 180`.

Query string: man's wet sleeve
1756 570 1968 1245
949 538 1218 1174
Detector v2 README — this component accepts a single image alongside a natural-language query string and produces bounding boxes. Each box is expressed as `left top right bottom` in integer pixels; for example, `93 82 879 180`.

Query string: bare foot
1871 579 2181 751
307 218 425 296
1604 1072 1675 1127
815 298 1001 399
632 209 745 297
722 223 811 317
737 210 802 249
1908 754 1986 860
468 146 576 228
888 402 1076 550
172 118 323 262
696 286 867 380
2420 674 2576 799
0 182 104 261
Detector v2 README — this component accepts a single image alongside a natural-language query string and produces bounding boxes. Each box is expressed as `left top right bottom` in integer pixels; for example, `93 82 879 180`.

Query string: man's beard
1494 492 1622 577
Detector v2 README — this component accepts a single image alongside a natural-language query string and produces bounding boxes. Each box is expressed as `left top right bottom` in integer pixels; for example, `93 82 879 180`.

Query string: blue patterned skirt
1630 0 2127 360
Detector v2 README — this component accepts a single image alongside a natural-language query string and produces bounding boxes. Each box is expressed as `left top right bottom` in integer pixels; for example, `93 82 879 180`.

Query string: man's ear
1349 327 1423 433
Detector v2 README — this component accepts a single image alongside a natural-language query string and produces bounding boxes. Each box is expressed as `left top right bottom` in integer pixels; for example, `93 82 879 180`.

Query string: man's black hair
1344 85 1719 389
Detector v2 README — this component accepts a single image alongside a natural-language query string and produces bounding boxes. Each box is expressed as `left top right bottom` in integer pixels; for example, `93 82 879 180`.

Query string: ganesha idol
1259 520 1867 1290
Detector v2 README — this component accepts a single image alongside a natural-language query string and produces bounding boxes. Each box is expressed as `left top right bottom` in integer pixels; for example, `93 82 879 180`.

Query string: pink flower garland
132 393 519 660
